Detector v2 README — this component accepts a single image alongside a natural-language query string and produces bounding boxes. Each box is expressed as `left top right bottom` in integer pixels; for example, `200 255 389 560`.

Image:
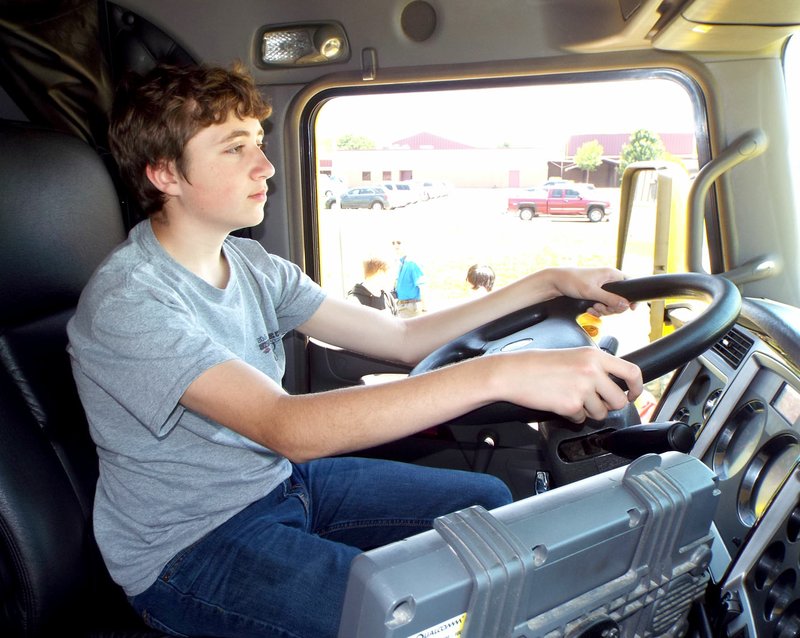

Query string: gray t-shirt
67 220 326 595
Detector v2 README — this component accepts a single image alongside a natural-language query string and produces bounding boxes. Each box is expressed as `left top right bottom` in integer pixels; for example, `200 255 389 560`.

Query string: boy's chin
237 208 266 230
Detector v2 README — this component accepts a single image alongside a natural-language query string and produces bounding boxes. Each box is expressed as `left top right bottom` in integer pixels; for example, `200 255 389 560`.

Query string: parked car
339 186 392 210
508 186 611 221
541 179 595 189
380 182 417 206
419 180 451 199
395 182 417 204
318 189 337 209
319 174 347 199
317 174 347 208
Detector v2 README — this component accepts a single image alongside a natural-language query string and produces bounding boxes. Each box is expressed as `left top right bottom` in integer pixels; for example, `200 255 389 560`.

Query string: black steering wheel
410 273 741 425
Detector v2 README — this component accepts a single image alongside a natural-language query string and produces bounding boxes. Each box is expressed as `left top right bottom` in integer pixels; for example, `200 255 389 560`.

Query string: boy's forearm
399 269 559 363
259 342 641 462
268 356 501 462
184 344 641 464
299 272 560 369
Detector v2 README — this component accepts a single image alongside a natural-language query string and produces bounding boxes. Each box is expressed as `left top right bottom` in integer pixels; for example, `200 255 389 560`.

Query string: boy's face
171 113 274 232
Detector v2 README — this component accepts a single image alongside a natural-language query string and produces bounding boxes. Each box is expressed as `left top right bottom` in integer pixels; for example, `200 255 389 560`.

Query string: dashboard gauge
713 400 767 480
738 433 800 526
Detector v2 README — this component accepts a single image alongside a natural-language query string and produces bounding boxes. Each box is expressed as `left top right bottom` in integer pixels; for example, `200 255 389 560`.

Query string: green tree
619 129 666 178
573 139 604 182
336 134 376 150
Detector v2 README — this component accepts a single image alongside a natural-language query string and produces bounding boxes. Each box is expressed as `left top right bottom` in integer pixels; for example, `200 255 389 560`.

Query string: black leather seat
0 119 169 637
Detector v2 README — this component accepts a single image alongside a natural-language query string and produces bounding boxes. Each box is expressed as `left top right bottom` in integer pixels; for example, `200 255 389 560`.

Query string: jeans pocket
158 538 200 584
282 476 310 519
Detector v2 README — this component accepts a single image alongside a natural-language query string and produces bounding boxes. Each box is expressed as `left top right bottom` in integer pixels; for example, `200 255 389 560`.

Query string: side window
565 189 580 197
551 189 563 197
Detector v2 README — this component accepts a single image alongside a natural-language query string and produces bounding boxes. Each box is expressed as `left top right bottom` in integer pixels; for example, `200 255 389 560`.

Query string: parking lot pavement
319 188 625 309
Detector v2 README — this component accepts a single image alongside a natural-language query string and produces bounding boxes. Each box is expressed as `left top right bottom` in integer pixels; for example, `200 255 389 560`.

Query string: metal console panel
338 452 719 638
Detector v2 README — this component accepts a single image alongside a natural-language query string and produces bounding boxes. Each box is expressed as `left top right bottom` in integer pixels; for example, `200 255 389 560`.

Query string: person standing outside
466 263 495 294
348 256 397 314
393 239 426 317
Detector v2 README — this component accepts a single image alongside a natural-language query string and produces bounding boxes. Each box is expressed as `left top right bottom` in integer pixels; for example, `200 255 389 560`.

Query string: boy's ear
145 160 182 196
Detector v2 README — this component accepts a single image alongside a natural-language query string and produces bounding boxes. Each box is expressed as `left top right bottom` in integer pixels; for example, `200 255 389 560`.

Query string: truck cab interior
1 1 799 637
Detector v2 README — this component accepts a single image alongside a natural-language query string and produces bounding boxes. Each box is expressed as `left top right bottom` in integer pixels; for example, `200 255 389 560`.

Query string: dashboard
656 298 800 637
338 294 800 637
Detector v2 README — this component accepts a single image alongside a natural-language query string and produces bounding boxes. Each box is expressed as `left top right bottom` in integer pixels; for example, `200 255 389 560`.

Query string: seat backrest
0 120 151 636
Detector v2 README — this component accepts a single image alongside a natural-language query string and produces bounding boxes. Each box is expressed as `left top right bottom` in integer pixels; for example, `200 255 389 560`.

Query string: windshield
314 74 703 309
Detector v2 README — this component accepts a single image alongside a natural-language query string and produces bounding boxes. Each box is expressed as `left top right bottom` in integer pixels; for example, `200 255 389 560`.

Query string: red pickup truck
507 186 612 222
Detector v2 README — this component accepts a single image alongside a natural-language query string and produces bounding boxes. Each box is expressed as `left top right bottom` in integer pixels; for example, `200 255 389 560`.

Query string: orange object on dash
578 312 601 338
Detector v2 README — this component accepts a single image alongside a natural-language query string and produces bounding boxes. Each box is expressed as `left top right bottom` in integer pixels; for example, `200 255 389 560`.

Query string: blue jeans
129 457 512 638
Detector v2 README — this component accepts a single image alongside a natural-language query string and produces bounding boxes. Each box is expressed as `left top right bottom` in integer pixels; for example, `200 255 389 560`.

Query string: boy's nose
257 151 276 179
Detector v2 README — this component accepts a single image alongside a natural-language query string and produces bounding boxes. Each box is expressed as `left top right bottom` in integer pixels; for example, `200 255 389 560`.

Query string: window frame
299 67 713 285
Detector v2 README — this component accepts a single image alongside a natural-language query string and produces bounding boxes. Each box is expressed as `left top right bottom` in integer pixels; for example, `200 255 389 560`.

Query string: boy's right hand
486 347 643 424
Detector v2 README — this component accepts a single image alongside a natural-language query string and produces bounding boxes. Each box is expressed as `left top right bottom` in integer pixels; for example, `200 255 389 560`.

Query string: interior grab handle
687 129 768 276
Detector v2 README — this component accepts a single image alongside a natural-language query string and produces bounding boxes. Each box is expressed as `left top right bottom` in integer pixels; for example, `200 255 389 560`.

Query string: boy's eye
226 141 266 154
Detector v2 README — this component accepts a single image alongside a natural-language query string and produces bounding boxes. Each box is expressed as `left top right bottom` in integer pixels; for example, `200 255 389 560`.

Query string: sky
315 78 699 153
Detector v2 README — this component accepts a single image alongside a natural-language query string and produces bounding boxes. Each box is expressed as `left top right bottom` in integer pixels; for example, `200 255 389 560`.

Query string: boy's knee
474 473 513 509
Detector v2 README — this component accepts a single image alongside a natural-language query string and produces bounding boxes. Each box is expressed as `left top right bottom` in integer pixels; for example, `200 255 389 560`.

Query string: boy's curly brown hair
109 62 271 217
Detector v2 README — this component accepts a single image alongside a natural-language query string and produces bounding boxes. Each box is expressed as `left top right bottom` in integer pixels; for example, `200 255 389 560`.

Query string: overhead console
654 0 800 53
565 0 800 54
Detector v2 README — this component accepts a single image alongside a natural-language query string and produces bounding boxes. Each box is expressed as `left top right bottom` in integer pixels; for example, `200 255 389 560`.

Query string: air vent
712 328 754 369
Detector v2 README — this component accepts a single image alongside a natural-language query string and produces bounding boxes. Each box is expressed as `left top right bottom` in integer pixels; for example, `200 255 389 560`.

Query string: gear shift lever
590 421 695 459
592 333 695 458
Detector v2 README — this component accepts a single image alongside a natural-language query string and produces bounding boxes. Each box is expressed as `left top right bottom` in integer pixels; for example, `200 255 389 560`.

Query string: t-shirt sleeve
260 250 326 332
68 238 326 440
72 284 235 438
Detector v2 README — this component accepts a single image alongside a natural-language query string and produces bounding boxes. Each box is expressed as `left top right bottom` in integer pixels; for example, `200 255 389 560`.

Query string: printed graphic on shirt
257 331 283 356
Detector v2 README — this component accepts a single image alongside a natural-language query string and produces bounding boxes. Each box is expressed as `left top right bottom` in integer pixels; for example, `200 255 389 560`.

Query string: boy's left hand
549 267 635 316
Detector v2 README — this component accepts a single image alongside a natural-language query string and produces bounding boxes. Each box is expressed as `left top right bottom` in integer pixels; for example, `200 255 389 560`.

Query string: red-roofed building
318 131 697 189
566 133 696 157
390 132 475 150
319 132 550 188
551 132 697 186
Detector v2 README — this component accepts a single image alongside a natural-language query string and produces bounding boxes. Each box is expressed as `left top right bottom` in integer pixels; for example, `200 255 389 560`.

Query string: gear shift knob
591 421 695 459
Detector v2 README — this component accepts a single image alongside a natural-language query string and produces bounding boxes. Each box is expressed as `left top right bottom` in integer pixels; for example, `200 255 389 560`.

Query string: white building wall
320 147 551 189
